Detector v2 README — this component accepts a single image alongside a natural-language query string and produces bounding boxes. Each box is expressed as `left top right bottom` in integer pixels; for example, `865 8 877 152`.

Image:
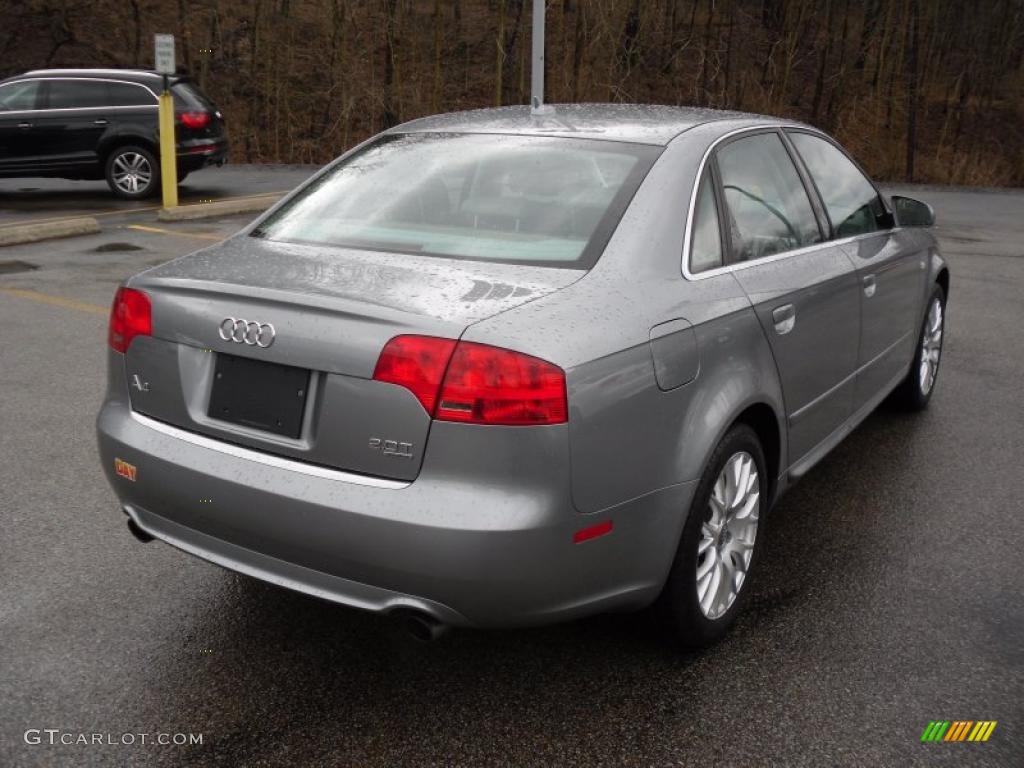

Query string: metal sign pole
530 1 552 115
154 34 179 208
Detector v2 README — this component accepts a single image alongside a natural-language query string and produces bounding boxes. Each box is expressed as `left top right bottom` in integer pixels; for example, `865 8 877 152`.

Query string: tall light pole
530 0 553 114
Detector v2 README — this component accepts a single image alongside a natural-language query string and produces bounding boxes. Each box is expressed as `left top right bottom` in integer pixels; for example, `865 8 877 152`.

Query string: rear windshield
251 133 659 269
171 80 215 111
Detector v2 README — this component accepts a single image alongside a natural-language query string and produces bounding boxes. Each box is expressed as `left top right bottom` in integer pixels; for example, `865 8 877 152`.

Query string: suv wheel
660 424 767 648
105 146 159 199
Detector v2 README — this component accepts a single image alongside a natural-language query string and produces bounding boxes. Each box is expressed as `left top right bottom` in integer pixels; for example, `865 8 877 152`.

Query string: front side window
789 132 884 238
0 81 40 111
45 80 108 109
689 171 723 273
716 133 821 262
253 133 658 269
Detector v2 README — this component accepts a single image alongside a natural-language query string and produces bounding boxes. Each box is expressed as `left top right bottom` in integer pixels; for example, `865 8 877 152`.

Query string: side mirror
890 195 935 228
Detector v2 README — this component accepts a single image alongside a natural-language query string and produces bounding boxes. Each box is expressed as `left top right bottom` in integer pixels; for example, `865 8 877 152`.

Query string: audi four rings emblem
218 317 276 348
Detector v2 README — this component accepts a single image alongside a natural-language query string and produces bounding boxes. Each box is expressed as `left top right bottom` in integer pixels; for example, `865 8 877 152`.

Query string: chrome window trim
0 76 159 113
680 124 898 281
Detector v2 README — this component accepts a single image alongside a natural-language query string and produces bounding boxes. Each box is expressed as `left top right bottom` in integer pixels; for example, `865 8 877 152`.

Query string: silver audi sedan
97 105 947 646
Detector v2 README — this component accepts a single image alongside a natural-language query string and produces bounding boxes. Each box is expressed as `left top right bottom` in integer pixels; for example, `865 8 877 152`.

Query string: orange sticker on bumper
114 458 137 482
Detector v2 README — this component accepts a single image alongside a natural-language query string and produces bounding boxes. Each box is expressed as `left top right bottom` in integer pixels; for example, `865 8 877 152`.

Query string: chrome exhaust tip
400 611 449 642
126 517 154 543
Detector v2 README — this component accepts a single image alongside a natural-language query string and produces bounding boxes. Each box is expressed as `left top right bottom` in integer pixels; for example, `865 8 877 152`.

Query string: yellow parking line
0 190 289 230
0 287 107 316
126 224 222 241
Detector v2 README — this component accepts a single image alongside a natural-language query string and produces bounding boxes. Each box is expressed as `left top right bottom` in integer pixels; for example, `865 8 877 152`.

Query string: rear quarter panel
462 121 788 515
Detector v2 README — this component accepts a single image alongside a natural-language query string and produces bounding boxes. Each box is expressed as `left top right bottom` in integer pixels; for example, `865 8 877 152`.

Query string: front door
785 130 926 407
0 79 44 175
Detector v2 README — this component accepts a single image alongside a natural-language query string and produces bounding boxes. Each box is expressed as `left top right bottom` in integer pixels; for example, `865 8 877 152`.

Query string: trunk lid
123 237 580 481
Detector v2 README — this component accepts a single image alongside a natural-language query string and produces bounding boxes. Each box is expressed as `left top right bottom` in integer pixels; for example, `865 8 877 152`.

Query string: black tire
660 424 768 649
893 283 946 411
177 170 190 184
104 145 160 200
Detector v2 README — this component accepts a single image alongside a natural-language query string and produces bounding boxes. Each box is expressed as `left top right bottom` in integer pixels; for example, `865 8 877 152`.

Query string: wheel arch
729 402 783 506
101 137 158 169
936 267 950 301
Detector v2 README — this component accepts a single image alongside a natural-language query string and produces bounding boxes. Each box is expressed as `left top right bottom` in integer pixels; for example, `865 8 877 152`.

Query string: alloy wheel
919 298 943 395
112 152 153 195
697 451 760 620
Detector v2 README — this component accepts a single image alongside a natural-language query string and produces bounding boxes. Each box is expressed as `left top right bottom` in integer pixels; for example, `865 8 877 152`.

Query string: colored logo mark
921 721 997 742
114 458 137 482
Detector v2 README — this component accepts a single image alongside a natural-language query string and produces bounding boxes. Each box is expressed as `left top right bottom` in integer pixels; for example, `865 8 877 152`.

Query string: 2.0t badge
369 437 414 459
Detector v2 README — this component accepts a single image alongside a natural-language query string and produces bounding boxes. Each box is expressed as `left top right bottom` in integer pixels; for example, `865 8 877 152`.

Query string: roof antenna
530 0 554 115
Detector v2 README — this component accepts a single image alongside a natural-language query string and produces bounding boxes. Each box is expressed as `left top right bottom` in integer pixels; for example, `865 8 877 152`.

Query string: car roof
9 69 180 86
390 103 794 146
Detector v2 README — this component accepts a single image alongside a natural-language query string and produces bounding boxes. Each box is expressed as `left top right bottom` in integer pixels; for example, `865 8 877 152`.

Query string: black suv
0 69 228 199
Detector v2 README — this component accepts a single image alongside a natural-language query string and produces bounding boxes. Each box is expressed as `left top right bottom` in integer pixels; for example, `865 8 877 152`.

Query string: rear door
786 130 926 407
34 78 111 171
0 80 44 174
718 130 862 465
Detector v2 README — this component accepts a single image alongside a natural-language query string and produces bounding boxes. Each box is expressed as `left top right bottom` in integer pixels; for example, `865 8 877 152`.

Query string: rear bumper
96 398 692 628
176 138 228 172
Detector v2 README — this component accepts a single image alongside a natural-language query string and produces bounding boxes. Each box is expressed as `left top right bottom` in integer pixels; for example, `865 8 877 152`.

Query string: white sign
154 34 176 75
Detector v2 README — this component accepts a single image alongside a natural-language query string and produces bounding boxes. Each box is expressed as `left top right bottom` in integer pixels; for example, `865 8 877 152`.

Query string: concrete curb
157 194 284 222
0 217 101 247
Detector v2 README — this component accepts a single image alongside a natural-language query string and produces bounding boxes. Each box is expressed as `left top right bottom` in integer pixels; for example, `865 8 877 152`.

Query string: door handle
772 304 796 335
17 121 32 129
863 274 877 298
93 119 109 125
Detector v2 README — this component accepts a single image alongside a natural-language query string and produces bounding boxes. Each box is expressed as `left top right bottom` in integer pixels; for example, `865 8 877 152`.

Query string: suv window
716 133 821 262
171 81 215 111
690 170 723 273
0 81 40 111
109 81 156 106
789 132 885 238
45 79 108 109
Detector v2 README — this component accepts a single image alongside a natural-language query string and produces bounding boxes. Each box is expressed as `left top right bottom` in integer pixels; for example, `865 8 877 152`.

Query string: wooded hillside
3 0 1022 185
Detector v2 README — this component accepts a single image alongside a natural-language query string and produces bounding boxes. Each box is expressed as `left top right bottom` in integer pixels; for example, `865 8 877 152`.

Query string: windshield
252 133 659 268
171 80 217 111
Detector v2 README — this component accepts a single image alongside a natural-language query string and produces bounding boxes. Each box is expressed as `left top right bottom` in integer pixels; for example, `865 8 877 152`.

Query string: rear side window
108 82 156 106
716 133 821 262
45 79 108 109
689 171 723 273
788 132 884 238
0 81 41 111
252 133 659 269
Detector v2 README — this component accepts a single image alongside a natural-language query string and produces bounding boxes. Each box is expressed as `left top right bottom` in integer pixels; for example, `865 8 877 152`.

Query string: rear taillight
108 287 151 353
178 111 211 129
373 335 457 414
373 335 567 426
435 341 567 425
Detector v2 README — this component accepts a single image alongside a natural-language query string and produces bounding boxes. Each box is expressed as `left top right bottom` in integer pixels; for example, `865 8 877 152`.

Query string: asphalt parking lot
0 164 316 228
1 175 1021 767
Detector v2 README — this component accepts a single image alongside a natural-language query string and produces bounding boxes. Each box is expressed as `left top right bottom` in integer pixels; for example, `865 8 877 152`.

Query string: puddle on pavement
0 260 39 274
91 242 145 253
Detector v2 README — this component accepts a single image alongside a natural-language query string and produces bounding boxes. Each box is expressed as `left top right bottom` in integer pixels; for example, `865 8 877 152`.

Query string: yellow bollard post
158 81 178 209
